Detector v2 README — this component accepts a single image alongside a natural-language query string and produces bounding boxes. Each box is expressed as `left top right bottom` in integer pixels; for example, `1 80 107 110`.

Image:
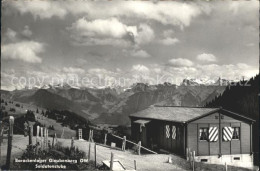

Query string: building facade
129 106 255 167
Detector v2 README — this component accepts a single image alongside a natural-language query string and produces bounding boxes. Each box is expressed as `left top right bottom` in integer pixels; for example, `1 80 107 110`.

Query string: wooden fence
0 117 144 170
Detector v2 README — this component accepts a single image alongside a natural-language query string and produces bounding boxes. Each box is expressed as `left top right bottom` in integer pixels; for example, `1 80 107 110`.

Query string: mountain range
1 78 228 125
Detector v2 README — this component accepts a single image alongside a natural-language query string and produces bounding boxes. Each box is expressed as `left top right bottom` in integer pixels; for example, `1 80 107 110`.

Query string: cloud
135 24 154 45
62 67 85 74
68 18 154 46
229 1 258 15
71 37 132 47
158 29 179 45
7 1 207 28
196 53 217 62
159 38 179 45
236 63 250 69
131 50 151 58
69 17 136 38
76 58 88 66
88 68 108 74
2 41 44 63
196 63 258 80
21 25 32 37
168 58 193 67
4 28 17 42
7 1 67 19
132 64 150 73
68 18 135 46
163 30 174 37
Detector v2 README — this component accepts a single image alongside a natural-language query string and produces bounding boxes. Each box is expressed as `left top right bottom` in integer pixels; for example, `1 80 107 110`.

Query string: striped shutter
172 126 176 139
209 127 218 142
223 127 234 141
166 125 170 138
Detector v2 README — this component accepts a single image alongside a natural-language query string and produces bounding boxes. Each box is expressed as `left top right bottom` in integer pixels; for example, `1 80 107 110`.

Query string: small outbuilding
129 106 255 167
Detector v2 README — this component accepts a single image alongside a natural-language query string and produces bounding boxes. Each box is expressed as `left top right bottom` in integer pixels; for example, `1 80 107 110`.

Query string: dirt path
55 138 187 170
0 135 188 170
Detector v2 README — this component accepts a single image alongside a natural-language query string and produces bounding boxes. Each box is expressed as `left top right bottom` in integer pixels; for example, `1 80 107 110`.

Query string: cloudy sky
1 0 259 90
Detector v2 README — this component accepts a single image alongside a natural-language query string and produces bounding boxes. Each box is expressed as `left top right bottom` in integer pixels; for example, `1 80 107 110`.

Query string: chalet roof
129 106 219 123
129 106 255 123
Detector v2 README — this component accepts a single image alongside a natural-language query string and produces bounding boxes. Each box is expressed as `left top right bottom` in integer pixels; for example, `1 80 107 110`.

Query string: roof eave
220 109 256 122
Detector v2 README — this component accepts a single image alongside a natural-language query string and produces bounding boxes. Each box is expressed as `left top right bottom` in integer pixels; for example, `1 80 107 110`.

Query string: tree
36 108 39 113
26 110 36 122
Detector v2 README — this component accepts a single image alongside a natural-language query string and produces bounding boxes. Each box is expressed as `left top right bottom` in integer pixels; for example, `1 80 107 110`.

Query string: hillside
0 98 76 138
206 75 259 120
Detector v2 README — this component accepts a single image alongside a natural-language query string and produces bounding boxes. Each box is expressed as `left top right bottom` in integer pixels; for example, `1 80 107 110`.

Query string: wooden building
129 106 255 167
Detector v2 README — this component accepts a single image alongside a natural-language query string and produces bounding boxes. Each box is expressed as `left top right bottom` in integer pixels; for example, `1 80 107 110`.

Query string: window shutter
223 127 234 141
209 127 218 142
166 125 170 138
172 126 176 139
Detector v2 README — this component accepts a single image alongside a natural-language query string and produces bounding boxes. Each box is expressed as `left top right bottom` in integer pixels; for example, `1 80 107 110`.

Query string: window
232 127 240 140
199 128 208 141
201 159 208 162
233 157 240 160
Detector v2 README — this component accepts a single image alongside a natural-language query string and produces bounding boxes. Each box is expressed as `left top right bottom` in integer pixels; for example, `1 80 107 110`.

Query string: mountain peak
181 78 229 86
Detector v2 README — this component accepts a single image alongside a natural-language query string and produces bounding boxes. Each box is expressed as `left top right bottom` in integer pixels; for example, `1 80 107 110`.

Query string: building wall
152 120 185 155
130 118 185 155
187 112 252 156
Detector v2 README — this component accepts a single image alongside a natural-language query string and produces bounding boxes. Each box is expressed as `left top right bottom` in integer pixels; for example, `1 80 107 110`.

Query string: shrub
10 108 16 112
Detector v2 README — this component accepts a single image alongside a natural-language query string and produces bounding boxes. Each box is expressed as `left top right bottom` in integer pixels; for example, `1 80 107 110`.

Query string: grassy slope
1 98 76 139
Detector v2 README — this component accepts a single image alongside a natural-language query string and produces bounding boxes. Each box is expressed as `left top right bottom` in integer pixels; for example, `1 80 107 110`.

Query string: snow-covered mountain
181 78 235 86
6 78 231 125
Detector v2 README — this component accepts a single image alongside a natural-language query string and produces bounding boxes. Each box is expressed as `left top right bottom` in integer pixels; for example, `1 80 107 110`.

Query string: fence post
225 162 227 171
94 143 97 168
122 136 126 151
52 134 55 148
71 137 74 150
46 129 48 148
192 151 195 171
6 116 14 170
55 133 58 145
88 142 91 160
189 151 192 167
44 127 47 150
35 126 40 154
35 142 39 155
104 133 107 145
138 141 141 155
36 126 39 145
0 121 2 164
186 148 189 161
29 125 33 145
91 130 94 142
110 152 114 170
61 128 64 138
46 128 48 149
40 127 43 151
88 130 91 142
134 160 137 170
